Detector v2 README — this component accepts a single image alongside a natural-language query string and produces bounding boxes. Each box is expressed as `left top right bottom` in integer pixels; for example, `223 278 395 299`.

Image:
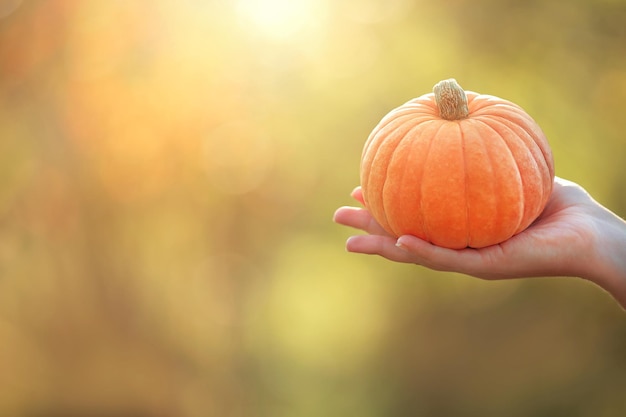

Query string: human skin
333 177 626 309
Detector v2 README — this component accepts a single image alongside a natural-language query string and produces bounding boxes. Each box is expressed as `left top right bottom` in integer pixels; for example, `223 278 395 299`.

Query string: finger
346 235 420 263
333 206 390 236
395 235 510 279
351 186 365 205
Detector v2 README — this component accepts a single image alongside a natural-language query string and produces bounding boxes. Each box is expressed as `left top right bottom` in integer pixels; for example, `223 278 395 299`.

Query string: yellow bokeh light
0 0 21 19
203 120 274 195
236 0 322 40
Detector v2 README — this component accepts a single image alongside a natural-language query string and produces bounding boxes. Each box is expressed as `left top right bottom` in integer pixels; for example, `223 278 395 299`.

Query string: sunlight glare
236 0 320 40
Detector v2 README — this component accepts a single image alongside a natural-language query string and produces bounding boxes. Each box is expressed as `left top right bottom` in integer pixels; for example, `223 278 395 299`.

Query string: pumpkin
360 79 555 249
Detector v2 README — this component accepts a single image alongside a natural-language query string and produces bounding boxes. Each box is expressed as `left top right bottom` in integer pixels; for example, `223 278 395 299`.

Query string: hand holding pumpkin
336 79 626 308
334 178 626 309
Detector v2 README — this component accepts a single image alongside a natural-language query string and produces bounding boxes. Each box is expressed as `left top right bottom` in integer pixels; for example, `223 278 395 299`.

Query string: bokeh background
1 0 626 415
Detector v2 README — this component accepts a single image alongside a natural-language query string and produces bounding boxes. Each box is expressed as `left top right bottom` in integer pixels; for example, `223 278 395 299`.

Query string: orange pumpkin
360 79 555 249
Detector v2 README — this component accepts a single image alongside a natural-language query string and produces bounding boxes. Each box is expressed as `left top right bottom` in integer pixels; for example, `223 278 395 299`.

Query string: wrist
586 210 626 309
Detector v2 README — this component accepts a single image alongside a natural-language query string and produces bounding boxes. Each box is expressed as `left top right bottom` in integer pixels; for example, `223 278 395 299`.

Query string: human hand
334 177 626 308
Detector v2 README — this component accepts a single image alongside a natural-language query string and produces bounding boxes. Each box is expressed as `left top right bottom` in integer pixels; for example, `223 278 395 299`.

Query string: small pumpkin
360 79 555 249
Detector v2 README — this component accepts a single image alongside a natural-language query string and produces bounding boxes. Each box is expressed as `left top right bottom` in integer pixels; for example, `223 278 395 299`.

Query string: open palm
334 177 603 281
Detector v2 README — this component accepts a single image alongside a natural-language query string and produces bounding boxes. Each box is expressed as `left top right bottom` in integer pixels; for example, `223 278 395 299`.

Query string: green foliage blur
1 0 626 415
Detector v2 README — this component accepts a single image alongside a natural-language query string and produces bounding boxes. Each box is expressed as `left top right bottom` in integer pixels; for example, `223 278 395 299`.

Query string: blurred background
1 0 625 415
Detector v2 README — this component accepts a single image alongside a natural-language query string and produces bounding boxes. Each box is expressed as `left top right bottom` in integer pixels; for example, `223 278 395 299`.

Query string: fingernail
346 236 357 252
395 239 408 251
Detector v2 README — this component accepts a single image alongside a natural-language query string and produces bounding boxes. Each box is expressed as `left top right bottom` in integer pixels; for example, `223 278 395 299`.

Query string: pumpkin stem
433 79 469 120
